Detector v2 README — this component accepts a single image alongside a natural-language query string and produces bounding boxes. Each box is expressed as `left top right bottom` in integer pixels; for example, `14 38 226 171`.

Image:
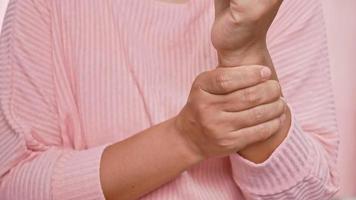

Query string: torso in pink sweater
0 0 339 199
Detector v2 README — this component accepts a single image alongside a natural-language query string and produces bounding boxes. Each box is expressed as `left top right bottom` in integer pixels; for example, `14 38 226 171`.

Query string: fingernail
260 67 272 79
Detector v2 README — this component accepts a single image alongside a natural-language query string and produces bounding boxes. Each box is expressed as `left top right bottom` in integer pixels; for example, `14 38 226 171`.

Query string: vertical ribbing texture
0 0 339 199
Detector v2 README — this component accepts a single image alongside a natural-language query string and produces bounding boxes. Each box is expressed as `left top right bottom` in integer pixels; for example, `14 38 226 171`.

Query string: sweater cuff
229 103 316 195
52 144 109 200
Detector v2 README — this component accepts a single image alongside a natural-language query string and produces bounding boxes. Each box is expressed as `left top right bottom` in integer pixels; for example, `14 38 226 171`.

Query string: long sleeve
0 0 107 199
229 0 339 199
0 0 341 199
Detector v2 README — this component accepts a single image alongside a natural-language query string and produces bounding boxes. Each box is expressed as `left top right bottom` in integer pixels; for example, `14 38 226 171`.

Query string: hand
174 65 286 159
212 0 283 66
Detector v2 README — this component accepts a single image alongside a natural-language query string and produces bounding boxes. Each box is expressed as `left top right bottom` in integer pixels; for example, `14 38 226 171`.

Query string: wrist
168 117 205 165
217 41 270 67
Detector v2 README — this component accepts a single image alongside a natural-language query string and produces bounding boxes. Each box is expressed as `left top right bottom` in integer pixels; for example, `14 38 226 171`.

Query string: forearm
100 117 203 200
217 44 291 163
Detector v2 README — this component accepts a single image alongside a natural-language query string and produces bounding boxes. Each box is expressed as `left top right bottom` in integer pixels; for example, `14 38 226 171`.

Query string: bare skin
212 0 292 162
100 0 291 199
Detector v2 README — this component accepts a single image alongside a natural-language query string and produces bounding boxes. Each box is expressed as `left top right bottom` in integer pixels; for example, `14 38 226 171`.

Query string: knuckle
251 67 263 80
242 87 260 104
260 120 274 135
214 71 231 93
255 128 270 141
233 69 245 82
252 107 265 121
256 123 273 140
268 99 284 115
230 114 244 130
240 126 267 145
265 119 281 134
240 68 257 84
270 80 282 96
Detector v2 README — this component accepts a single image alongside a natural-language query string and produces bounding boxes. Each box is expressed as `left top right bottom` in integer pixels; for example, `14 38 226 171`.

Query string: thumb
214 0 230 17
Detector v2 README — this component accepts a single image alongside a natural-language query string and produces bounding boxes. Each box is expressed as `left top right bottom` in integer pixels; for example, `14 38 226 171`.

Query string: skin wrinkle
0 0 339 199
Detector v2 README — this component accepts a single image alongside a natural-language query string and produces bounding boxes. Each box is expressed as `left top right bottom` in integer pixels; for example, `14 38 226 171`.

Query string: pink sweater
0 0 339 199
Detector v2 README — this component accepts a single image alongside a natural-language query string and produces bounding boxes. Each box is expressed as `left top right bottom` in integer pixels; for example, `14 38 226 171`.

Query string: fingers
220 80 281 112
194 65 271 95
230 114 285 150
226 98 286 130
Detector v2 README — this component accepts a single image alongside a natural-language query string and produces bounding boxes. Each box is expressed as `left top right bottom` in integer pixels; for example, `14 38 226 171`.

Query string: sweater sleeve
229 0 339 199
0 1 107 199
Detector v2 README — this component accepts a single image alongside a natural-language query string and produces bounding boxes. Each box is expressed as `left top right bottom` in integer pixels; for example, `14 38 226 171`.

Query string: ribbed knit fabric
0 0 339 199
